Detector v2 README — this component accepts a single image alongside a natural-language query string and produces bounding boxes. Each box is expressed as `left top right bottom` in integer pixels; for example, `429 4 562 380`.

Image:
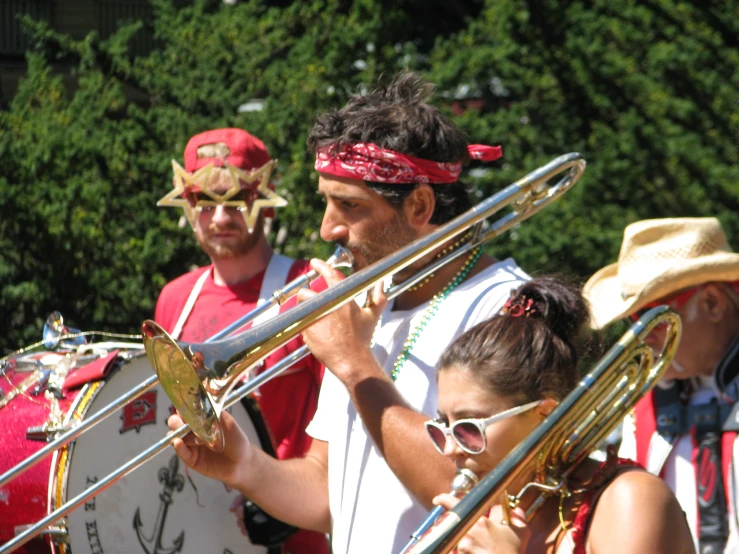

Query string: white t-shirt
306 258 529 554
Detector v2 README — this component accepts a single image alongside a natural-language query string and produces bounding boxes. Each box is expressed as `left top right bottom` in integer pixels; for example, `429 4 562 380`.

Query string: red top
154 258 329 554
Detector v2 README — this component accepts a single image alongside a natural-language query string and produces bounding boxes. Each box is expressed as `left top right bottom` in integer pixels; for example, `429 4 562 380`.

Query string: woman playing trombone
428 277 694 554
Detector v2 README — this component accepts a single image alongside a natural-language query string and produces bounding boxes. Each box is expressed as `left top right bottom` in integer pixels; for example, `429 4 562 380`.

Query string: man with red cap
584 217 739 554
167 73 530 553
155 128 329 554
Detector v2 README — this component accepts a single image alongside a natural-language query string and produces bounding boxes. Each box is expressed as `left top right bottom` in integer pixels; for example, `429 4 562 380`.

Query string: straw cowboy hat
583 217 739 329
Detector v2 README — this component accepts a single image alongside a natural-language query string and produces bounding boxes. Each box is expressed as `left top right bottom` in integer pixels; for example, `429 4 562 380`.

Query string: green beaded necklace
391 246 484 381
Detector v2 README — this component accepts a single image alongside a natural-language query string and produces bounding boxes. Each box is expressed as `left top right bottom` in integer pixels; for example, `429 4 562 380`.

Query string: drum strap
249 253 302 382
171 254 294 340
170 268 210 340
253 253 294 327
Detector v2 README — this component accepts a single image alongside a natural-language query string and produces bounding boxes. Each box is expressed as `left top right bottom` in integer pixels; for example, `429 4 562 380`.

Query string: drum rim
47 351 139 554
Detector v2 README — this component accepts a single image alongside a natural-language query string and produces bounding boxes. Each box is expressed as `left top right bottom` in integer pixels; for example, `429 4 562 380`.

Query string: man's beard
341 211 419 274
195 222 263 260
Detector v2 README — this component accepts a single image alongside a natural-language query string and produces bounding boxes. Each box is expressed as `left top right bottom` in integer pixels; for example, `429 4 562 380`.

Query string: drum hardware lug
14 359 44 373
30 370 53 396
26 424 72 442
0 370 46 409
44 526 70 545
14 524 69 544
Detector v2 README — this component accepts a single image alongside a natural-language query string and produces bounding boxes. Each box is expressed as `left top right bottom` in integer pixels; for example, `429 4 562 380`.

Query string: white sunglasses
425 400 542 455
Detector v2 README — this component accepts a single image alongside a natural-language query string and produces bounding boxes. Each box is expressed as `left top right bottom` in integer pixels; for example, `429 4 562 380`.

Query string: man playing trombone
584 217 739 553
168 72 530 553
155 128 330 553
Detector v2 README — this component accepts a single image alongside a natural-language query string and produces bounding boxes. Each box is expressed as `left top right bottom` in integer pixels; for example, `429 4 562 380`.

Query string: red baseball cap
184 128 271 172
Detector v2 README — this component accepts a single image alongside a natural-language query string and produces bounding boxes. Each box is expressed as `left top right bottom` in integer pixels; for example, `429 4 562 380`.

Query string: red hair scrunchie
502 294 539 318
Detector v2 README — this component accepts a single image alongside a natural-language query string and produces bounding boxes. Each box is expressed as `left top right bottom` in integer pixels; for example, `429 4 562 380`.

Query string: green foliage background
1 0 737 353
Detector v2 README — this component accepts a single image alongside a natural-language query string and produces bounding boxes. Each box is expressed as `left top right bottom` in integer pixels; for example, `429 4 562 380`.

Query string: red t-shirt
154 258 329 554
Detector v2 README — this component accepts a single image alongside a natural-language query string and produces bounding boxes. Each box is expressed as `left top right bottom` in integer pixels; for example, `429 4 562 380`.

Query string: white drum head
54 353 269 554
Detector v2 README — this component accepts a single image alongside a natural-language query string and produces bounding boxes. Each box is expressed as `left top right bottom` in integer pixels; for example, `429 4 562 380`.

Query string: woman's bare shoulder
598 467 674 505
587 469 695 554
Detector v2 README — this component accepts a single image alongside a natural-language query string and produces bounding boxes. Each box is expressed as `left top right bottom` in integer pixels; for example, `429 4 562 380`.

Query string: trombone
400 305 681 553
0 246 352 490
144 152 587 451
0 152 585 554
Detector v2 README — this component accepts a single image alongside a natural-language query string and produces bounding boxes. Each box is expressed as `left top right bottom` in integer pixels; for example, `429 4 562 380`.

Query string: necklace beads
406 232 473 293
391 246 483 381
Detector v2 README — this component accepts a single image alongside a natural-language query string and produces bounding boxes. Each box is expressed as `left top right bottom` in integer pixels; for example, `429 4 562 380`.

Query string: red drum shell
0 352 82 554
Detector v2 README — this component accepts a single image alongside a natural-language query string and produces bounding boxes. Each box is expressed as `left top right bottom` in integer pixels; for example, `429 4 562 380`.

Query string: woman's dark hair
438 277 599 403
307 71 473 224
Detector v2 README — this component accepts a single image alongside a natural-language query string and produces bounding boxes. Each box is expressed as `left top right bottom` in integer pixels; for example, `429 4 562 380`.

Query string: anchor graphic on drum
133 455 185 554
40 352 271 554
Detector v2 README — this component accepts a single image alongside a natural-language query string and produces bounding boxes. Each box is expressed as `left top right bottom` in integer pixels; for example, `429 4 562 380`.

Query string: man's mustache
208 224 241 233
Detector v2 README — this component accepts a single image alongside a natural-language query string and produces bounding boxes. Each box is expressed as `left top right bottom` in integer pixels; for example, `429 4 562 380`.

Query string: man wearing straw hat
584 217 739 554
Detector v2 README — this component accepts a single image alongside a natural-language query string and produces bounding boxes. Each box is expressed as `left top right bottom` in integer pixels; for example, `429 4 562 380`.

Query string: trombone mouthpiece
450 468 479 497
326 245 354 270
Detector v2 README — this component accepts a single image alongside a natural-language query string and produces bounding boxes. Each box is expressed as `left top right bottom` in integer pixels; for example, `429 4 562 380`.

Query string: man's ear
701 283 731 323
403 184 436 228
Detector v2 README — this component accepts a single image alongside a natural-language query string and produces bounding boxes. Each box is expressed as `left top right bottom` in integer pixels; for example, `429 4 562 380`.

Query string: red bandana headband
314 142 503 184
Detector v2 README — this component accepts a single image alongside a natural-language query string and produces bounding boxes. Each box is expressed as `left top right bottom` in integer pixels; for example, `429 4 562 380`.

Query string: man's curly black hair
307 72 474 224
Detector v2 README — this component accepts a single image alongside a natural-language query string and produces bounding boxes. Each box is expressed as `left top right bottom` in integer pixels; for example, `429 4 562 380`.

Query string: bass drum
50 352 272 554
